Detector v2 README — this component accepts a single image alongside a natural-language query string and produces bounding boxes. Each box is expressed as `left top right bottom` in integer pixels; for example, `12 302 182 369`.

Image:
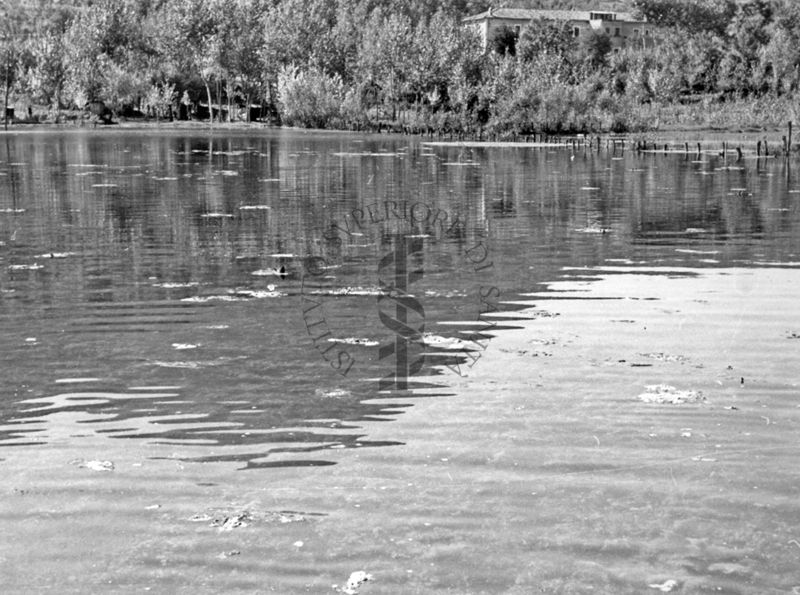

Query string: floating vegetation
314 388 352 398
648 579 678 592
333 152 401 157
419 333 473 350
233 288 285 298
574 225 610 234
8 264 44 271
327 337 379 347
128 386 183 391
424 289 468 298
152 361 208 369
182 287 283 301
638 384 705 404
181 295 247 303
251 268 285 276
675 249 719 255
34 252 75 259
152 281 200 288
337 571 374 595
70 459 114 472
638 352 691 364
188 508 318 530
309 286 382 296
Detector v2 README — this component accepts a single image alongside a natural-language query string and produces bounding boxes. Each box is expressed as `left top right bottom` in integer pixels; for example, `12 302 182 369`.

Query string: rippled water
1 130 799 593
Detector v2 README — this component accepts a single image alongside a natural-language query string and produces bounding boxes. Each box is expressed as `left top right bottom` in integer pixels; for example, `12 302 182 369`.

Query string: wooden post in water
697 142 701 156
789 121 793 153
722 142 726 158
684 142 688 154
664 143 668 155
757 141 761 156
764 140 769 156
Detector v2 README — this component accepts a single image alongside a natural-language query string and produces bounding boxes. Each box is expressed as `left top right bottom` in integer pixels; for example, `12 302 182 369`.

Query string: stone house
463 8 657 52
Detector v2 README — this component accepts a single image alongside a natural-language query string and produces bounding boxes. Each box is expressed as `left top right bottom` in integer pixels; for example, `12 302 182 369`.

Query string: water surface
1 130 799 593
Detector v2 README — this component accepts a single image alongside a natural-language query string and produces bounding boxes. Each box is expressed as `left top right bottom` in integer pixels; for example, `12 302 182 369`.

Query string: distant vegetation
0 0 799 135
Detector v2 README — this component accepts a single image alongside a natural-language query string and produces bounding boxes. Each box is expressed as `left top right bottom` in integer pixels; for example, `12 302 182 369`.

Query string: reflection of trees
5 133 800 466
4 135 800 300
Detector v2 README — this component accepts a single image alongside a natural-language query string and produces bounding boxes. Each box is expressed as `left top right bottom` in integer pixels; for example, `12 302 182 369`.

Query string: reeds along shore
390 121 800 162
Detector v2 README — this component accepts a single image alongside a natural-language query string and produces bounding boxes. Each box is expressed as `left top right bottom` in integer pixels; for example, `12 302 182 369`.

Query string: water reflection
1 130 800 467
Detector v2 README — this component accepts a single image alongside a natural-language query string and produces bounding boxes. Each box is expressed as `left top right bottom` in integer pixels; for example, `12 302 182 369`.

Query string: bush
276 65 345 128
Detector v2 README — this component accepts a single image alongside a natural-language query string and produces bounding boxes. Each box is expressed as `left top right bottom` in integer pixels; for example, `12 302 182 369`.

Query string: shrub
276 65 345 128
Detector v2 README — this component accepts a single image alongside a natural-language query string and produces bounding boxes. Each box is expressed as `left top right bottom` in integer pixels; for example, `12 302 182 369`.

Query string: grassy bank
4 95 799 154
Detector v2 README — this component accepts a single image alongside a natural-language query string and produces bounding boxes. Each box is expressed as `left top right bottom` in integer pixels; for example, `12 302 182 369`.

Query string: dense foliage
1 0 799 134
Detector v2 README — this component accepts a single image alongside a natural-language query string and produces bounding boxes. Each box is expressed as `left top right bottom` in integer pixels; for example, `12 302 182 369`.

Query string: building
463 8 657 53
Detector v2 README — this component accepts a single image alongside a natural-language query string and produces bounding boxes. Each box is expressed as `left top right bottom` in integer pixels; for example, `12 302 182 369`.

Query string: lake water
1 130 799 593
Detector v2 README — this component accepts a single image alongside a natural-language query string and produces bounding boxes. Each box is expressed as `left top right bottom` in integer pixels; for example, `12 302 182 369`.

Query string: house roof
462 8 640 23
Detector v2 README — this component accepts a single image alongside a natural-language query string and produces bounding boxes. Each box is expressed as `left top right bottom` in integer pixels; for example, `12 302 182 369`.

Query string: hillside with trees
1 0 798 134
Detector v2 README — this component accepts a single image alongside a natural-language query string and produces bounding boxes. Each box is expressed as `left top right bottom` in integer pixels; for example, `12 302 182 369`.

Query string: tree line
1 0 798 135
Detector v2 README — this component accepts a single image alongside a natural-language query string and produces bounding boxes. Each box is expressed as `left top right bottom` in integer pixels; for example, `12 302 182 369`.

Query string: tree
154 0 218 123
631 0 736 36
0 1 29 129
517 18 577 63
19 25 68 113
718 0 774 94
61 1 153 110
577 30 612 70
757 2 800 95
447 26 487 126
0 26 18 129
357 10 414 120
216 1 268 121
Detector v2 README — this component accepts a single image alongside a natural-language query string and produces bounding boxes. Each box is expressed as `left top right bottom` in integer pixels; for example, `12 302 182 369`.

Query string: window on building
633 28 639 36
515 25 521 34
573 27 580 37
614 27 620 36
645 29 650 36
605 27 610 34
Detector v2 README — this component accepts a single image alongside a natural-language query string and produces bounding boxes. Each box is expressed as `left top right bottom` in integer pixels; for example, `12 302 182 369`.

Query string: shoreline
1 119 796 152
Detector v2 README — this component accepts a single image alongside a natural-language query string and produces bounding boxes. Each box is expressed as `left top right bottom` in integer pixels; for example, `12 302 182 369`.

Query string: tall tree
357 10 415 120
155 0 218 123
